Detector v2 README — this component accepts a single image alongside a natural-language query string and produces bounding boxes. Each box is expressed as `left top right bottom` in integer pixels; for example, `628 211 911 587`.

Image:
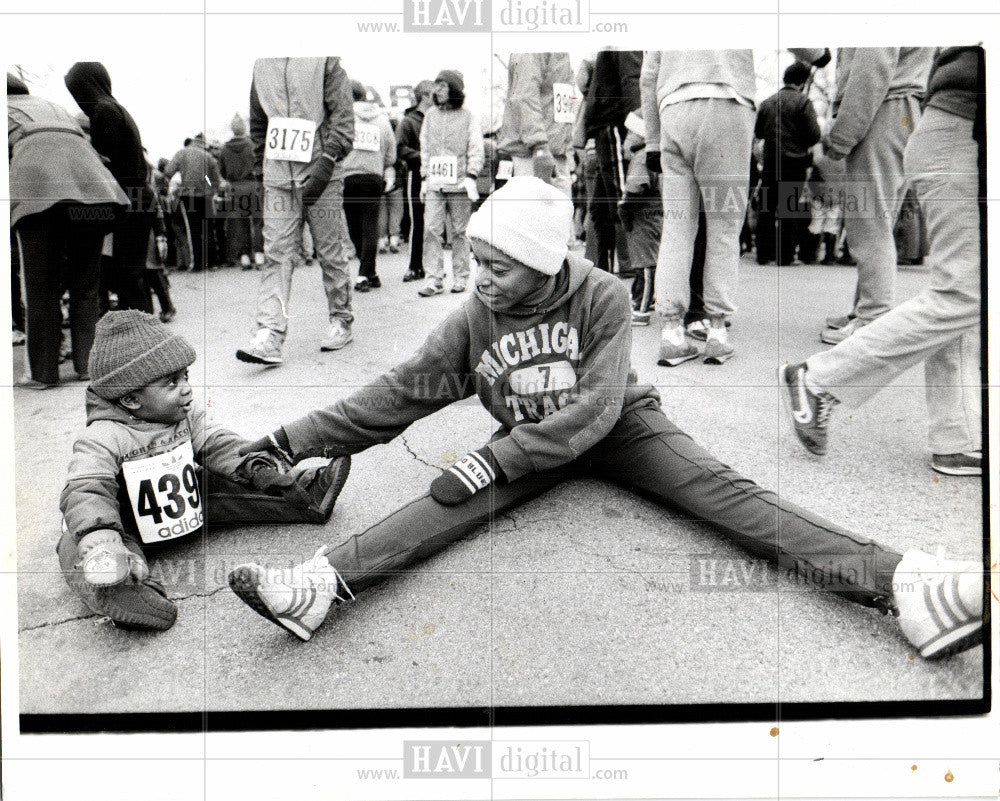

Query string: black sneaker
402 270 423 283
778 363 839 456
368 275 381 289
354 277 371 293
297 456 352 522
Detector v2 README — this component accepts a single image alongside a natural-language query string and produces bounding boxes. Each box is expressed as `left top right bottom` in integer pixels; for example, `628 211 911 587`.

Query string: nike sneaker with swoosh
778 362 840 455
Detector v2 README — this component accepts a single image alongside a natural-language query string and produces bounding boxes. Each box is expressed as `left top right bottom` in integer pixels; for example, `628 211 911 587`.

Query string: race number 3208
265 117 316 163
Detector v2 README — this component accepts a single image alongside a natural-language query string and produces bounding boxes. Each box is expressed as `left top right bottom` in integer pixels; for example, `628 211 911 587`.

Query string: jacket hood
475 250 594 317
435 69 466 109
84 388 166 431
353 100 384 122
65 62 113 115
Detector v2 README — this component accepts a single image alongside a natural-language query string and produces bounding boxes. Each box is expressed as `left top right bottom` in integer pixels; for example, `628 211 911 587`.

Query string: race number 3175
265 117 316 163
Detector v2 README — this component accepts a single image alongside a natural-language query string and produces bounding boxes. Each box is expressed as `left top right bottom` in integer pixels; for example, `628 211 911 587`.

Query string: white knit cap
467 175 571 276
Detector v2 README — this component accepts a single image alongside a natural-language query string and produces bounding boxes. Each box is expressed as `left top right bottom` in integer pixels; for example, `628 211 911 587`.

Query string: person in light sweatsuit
417 69 485 296
228 176 982 661
498 52 575 197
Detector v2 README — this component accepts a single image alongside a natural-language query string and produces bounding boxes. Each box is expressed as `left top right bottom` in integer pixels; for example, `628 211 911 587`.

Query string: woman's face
472 239 548 311
433 81 450 105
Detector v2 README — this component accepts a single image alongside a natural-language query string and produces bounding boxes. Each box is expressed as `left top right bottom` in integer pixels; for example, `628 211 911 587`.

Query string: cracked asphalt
12 250 986 715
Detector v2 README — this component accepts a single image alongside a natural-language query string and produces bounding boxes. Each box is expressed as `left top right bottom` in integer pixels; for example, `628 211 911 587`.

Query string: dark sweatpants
344 173 384 280
14 203 114 382
322 403 902 610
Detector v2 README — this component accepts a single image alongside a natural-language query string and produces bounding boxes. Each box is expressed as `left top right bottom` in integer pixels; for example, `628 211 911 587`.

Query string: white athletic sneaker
236 328 283 365
703 316 734 364
320 319 354 351
657 319 699 366
893 548 983 659
228 547 354 641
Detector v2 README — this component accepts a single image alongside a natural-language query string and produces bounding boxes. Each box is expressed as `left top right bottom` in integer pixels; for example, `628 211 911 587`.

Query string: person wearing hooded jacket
227 177 983 663
219 114 264 269
8 71 128 388
64 62 155 314
236 57 355 365
417 69 485 296
498 52 575 197
340 81 397 293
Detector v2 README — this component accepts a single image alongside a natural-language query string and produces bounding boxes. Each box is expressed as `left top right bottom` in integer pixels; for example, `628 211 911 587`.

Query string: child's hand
78 529 149 586
430 447 504 505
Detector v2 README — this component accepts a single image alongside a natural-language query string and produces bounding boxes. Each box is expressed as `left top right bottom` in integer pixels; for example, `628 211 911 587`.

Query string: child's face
472 240 548 311
122 368 193 424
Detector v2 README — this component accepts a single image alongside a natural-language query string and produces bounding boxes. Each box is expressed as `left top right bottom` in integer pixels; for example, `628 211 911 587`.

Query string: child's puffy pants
57 469 328 617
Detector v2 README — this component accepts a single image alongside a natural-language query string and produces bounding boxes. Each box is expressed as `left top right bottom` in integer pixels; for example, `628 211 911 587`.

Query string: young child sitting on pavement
57 310 351 632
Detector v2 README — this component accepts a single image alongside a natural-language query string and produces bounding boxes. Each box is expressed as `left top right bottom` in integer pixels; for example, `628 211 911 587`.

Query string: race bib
508 360 577 396
121 440 203 544
495 159 514 180
265 117 316 163
427 155 458 185
353 121 381 152
552 83 580 124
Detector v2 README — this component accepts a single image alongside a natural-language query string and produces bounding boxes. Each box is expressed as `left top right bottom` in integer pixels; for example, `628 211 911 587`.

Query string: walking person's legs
446 192 472 290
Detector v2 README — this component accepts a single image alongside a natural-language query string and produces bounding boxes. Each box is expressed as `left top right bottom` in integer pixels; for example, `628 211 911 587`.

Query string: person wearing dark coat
753 61 823 265
582 49 643 274
65 62 155 313
219 114 264 268
397 80 434 282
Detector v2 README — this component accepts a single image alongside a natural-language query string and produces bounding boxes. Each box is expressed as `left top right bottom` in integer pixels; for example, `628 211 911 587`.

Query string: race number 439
122 441 203 543
427 155 458 185
265 117 316 163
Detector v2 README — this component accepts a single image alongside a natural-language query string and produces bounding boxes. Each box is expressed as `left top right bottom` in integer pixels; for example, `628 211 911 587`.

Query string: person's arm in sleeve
382 117 397 169
249 81 268 176
321 57 355 163
640 51 661 155
802 97 822 148
59 432 127 544
271 310 474 460
396 114 421 168
419 110 430 179
188 406 259 479
207 152 222 192
488 280 633 482
465 113 484 179
826 48 898 158
618 51 643 115
509 53 549 152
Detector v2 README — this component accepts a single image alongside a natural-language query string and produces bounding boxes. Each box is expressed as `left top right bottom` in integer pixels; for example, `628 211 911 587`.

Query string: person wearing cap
219 113 264 270
229 176 982 660
416 69 485 296
57 310 351 632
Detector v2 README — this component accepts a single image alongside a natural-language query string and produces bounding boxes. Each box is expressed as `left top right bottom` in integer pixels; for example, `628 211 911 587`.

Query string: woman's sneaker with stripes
228 547 354 641
893 548 983 659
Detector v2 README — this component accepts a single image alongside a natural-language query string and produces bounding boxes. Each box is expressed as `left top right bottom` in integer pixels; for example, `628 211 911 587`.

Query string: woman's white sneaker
893 548 983 659
228 547 354 641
